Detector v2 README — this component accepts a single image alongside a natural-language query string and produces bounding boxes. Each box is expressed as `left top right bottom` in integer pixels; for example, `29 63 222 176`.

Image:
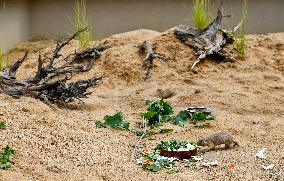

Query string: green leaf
96 112 130 130
189 112 215 125
143 153 159 160
135 130 156 138
173 111 189 127
159 129 173 134
0 146 14 169
165 169 174 174
154 140 196 151
205 115 215 120
95 120 103 128
142 111 157 120
0 121 6 129
146 163 160 172
3 146 14 161
135 130 144 137
159 99 173 115
143 99 173 126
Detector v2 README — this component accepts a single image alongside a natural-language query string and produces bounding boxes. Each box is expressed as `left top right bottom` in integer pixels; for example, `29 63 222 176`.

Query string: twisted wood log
175 8 241 69
0 29 110 103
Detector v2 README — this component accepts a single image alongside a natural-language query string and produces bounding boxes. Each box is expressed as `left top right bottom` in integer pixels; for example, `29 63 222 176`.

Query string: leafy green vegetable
0 146 14 169
144 163 161 172
190 112 215 125
0 120 6 129
142 152 174 173
173 110 215 127
154 140 196 151
159 128 173 134
143 99 173 126
165 169 174 174
143 152 159 160
173 111 189 127
135 130 145 137
135 130 155 138
95 112 130 130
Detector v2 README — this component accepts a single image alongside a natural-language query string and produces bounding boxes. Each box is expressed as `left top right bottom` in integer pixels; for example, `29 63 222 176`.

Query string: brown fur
197 132 238 151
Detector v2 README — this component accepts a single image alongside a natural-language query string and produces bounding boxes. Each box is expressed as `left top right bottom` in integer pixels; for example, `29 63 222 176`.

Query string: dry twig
139 41 169 79
130 119 148 162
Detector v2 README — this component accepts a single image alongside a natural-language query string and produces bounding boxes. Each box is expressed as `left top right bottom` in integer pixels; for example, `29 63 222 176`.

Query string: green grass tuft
234 0 248 59
0 49 9 72
192 0 212 29
74 0 94 50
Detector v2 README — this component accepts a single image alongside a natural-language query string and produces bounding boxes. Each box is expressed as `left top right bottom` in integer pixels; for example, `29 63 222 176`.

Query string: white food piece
176 143 196 151
136 159 143 164
156 155 177 162
191 156 203 161
262 164 274 170
255 148 267 159
201 161 219 167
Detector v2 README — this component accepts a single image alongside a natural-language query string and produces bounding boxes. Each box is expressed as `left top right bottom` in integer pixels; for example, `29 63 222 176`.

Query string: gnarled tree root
0 29 110 103
175 8 241 69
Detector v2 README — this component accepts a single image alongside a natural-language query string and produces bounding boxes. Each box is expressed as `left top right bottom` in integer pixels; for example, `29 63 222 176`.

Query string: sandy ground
0 29 283 181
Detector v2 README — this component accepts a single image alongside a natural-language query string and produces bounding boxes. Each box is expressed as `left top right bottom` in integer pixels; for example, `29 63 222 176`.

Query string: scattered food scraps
228 163 236 169
262 164 274 170
191 156 203 161
201 161 219 167
255 148 267 159
136 159 143 165
140 140 198 173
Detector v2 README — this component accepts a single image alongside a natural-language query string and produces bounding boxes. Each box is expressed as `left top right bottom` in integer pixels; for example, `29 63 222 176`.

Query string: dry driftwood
0 29 110 103
175 9 241 69
139 41 169 79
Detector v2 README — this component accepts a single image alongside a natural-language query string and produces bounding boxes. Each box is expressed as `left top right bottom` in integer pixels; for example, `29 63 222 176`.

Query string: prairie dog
197 132 238 151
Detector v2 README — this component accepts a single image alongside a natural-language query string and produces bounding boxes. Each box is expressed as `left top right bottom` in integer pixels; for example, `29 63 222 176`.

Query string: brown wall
1 0 284 51
0 0 30 52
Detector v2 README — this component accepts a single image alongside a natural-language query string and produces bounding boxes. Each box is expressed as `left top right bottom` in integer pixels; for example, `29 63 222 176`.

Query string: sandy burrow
0 29 283 181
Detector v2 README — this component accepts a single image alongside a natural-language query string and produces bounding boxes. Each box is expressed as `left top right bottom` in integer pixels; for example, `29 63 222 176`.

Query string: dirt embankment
0 29 283 180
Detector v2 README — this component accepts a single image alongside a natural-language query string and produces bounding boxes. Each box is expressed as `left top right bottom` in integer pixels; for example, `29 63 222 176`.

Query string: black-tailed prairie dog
197 132 239 151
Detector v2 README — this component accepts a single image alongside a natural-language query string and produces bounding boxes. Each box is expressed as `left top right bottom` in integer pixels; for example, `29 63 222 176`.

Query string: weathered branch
1 51 28 79
35 76 102 103
0 29 109 103
74 45 111 61
139 41 169 79
47 28 88 69
175 8 238 69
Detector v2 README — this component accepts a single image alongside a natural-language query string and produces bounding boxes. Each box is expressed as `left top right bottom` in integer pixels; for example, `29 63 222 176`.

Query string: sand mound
0 29 283 180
